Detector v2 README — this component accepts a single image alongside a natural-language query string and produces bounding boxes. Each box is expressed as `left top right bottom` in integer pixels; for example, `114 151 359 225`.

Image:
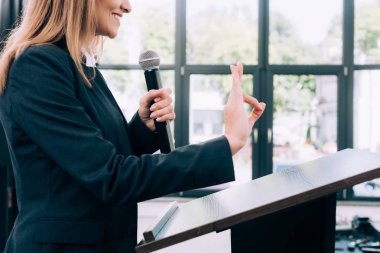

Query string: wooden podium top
136 149 380 253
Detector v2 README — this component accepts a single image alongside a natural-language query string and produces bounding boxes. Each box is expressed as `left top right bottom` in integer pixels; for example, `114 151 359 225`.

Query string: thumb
248 102 266 127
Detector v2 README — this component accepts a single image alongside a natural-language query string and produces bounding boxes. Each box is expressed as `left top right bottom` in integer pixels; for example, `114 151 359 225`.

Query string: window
354 0 380 64
186 0 259 65
269 0 343 64
351 0 380 199
353 70 380 197
273 75 338 172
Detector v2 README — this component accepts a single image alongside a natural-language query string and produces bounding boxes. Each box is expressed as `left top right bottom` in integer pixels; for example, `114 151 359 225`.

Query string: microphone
138 50 175 153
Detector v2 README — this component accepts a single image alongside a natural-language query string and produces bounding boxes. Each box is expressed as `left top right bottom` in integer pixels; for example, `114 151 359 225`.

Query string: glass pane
353 70 380 197
187 0 259 65
99 0 175 65
273 75 338 172
99 70 175 121
355 0 380 64
189 75 254 184
269 0 342 64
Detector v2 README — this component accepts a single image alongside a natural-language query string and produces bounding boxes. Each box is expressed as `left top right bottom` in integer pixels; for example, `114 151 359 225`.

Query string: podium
136 149 380 253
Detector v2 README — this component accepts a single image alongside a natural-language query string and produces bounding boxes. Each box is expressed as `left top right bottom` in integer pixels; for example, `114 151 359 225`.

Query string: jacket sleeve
128 111 160 155
8 46 235 204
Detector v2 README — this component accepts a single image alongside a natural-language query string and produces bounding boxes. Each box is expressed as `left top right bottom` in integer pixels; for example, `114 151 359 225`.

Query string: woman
0 0 265 253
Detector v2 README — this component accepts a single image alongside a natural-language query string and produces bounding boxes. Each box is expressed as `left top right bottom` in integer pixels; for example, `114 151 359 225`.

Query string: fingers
150 104 175 122
227 64 244 106
141 88 172 105
243 94 262 111
237 63 243 77
150 94 173 112
145 88 175 122
250 102 266 121
156 112 176 122
243 94 266 127
230 63 243 88
230 63 243 78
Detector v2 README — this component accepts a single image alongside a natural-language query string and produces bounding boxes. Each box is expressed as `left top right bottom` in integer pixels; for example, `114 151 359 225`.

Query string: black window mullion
354 65 380 70
270 65 342 75
174 0 188 148
253 0 271 179
342 0 355 200
185 65 257 75
342 0 354 150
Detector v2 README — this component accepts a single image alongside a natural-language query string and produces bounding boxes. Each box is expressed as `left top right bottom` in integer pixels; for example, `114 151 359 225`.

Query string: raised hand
224 63 266 155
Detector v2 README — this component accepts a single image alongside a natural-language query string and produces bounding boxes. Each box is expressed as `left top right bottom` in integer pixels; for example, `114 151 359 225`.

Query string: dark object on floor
352 216 380 241
338 216 380 252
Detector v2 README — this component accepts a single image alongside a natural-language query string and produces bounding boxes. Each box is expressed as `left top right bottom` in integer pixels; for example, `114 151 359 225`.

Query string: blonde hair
0 0 102 94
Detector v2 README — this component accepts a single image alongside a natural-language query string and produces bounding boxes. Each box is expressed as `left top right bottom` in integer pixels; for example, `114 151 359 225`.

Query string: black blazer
0 42 235 253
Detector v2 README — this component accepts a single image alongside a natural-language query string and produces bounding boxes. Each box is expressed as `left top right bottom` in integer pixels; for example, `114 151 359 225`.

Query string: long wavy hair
0 0 102 94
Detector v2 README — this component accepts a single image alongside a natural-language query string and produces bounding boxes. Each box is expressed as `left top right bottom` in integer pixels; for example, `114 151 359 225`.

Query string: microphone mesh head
139 50 160 70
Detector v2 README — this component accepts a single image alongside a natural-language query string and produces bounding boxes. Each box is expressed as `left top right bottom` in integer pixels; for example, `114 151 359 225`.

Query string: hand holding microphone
138 50 175 153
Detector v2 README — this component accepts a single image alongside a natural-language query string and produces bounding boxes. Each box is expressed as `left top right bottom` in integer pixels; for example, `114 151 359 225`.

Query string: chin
107 33 118 39
106 29 119 38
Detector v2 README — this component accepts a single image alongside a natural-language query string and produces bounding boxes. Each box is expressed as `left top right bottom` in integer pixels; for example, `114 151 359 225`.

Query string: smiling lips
112 12 122 23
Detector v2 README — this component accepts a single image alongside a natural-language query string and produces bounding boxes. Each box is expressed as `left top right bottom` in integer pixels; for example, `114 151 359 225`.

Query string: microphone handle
144 69 175 153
